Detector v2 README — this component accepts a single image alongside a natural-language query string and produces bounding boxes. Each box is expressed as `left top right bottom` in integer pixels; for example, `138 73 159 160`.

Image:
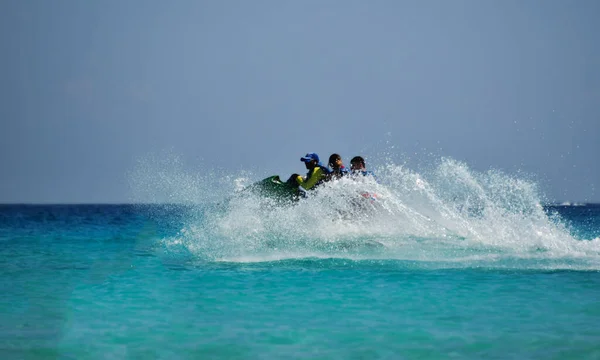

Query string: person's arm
297 168 324 190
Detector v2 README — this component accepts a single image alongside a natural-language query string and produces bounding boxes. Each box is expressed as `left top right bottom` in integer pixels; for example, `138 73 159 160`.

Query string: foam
130 153 600 269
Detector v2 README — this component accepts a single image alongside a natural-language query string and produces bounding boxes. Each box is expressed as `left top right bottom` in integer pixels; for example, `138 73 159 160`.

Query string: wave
557 202 588 207
130 154 600 270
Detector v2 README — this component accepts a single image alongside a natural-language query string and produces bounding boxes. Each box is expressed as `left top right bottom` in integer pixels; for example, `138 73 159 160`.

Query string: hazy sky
1 0 599 203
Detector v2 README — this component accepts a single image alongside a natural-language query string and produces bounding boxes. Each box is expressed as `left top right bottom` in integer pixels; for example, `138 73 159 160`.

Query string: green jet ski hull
244 175 301 202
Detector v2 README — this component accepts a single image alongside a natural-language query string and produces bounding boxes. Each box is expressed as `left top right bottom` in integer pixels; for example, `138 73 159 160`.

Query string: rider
349 156 378 203
287 153 331 191
328 153 349 180
350 156 376 178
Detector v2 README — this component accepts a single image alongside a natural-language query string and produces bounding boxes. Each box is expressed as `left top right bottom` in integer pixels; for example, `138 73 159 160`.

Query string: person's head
328 153 343 170
350 156 366 171
300 153 320 169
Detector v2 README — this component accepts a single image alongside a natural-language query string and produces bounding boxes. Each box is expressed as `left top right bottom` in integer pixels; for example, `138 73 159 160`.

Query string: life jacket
351 170 376 178
329 165 350 179
297 165 330 190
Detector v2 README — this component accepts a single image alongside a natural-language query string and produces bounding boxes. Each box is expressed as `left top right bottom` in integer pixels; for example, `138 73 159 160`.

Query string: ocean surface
2 160 600 359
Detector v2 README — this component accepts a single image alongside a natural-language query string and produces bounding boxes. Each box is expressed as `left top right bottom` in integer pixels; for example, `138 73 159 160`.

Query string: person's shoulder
364 171 378 182
318 165 331 174
364 171 377 180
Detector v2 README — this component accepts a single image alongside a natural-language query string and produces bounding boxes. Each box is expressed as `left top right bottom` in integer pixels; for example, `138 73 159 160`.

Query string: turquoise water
2 159 600 359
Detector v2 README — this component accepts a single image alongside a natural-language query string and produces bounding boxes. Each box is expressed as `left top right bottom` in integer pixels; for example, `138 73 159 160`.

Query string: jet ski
242 175 303 203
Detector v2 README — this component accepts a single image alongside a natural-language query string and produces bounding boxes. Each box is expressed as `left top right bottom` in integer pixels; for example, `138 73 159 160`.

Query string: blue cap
300 153 320 163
